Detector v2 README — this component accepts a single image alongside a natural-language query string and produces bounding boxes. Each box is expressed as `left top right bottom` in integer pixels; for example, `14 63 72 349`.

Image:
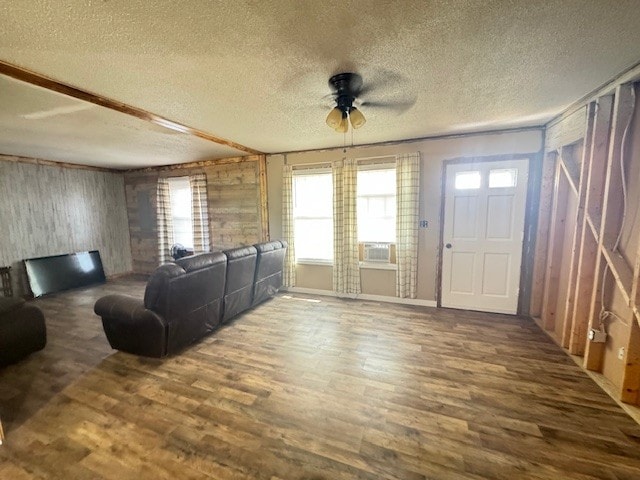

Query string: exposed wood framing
258 155 270 242
560 119 593 348
541 157 571 331
569 97 614 355
583 247 606 372
537 76 640 405
0 60 262 156
127 155 263 173
621 322 640 403
584 84 636 373
601 85 636 251
546 60 640 134
529 151 558 316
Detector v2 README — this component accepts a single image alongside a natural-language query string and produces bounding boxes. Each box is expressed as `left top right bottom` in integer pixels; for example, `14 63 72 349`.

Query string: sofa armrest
95 294 149 320
94 294 167 357
0 296 26 314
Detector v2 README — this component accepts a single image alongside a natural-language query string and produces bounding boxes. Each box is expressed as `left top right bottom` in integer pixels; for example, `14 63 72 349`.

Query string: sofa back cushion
144 252 228 354
252 241 286 306
169 252 227 321
143 263 185 314
222 246 257 322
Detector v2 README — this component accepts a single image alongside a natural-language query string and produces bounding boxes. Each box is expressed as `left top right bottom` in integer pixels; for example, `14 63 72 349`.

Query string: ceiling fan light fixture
335 112 349 133
326 107 343 129
349 107 366 129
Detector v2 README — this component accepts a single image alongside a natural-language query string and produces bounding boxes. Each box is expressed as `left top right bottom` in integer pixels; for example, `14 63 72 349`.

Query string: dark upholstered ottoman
0 297 46 366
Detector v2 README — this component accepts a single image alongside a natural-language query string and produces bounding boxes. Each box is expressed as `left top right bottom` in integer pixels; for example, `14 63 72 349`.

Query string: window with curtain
293 170 333 262
167 177 194 248
157 174 210 264
357 166 396 243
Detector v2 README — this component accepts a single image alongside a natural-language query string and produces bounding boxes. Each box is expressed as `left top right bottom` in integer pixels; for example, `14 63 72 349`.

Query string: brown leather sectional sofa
0 296 46 366
94 240 287 358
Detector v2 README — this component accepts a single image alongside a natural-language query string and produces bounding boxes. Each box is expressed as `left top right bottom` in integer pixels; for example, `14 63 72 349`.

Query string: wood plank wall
124 171 160 274
0 156 133 296
532 82 640 405
124 157 265 274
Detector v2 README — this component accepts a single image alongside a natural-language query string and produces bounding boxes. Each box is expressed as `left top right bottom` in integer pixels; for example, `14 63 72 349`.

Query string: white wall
267 129 544 301
0 158 133 295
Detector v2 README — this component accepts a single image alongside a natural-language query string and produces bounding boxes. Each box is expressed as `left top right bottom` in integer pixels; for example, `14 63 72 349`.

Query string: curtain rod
288 154 397 171
291 162 332 170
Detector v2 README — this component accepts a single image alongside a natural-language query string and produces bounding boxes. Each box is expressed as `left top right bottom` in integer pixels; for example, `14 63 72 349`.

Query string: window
489 168 518 188
454 170 481 190
357 167 396 243
167 177 193 248
293 170 333 261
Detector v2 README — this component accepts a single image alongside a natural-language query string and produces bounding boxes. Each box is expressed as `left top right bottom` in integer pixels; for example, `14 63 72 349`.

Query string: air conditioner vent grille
363 243 391 263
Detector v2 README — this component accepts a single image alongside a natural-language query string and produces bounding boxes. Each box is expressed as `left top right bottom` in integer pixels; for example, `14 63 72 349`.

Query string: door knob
445 243 452 249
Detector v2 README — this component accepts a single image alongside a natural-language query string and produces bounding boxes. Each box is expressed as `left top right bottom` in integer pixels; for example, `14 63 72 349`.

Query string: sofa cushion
0 303 46 366
254 241 283 253
0 296 26 314
164 255 227 353
143 263 185 312
224 245 257 261
222 246 257 322
176 252 226 272
252 241 286 306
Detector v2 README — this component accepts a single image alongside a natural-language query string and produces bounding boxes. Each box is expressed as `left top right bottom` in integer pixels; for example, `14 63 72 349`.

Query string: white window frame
357 162 396 242
356 162 397 268
166 176 194 249
292 168 333 264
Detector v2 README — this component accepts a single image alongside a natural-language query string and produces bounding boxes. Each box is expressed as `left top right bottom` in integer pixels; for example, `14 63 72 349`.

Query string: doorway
441 158 529 314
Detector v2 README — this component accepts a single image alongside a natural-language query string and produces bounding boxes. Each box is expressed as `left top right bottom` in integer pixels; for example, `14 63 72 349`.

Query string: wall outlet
618 347 626 360
419 220 429 228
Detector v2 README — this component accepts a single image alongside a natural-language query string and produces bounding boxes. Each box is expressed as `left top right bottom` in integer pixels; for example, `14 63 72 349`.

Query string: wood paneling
124 159 263 271
2 278 640 479
206 161 262 250
124 172 160 274
0 156 132 295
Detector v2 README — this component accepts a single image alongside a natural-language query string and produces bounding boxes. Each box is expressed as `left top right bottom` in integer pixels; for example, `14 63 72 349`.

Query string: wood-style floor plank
2 277 640 479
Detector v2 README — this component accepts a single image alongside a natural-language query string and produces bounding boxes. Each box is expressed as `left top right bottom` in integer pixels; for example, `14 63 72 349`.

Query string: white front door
441 159 529 314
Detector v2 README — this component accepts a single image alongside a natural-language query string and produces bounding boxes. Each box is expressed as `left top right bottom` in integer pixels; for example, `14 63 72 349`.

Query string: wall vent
363 243 391 263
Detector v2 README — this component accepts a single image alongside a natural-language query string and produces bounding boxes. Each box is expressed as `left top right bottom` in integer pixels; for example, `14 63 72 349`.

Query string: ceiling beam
0 59 263 156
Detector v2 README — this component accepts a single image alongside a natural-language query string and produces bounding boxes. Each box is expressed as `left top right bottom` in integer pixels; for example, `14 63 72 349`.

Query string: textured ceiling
0 76 245 168
2 0 640 168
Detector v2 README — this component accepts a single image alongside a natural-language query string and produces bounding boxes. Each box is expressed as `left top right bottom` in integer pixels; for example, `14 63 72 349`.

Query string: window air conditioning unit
363 243 391 262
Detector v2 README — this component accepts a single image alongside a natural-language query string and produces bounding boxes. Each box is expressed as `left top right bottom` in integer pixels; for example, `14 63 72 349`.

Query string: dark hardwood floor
2 277 640 479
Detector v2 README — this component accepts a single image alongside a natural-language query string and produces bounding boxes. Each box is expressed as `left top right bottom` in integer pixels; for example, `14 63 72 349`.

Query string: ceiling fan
325 72 415 133
325 72 367 133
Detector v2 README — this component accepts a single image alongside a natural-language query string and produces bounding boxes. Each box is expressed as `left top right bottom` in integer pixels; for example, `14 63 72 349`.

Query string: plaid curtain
190 173 210 253
156 177 174 265
396 152 420 298
282 165 296 287
333 158 361 294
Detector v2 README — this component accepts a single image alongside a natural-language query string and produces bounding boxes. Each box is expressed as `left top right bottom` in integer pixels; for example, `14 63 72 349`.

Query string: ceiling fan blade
361 98 417 114
346 73 363 96
356 71 406 97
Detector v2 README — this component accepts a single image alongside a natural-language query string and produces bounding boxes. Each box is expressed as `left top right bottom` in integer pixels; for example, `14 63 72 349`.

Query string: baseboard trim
282 287 437 307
